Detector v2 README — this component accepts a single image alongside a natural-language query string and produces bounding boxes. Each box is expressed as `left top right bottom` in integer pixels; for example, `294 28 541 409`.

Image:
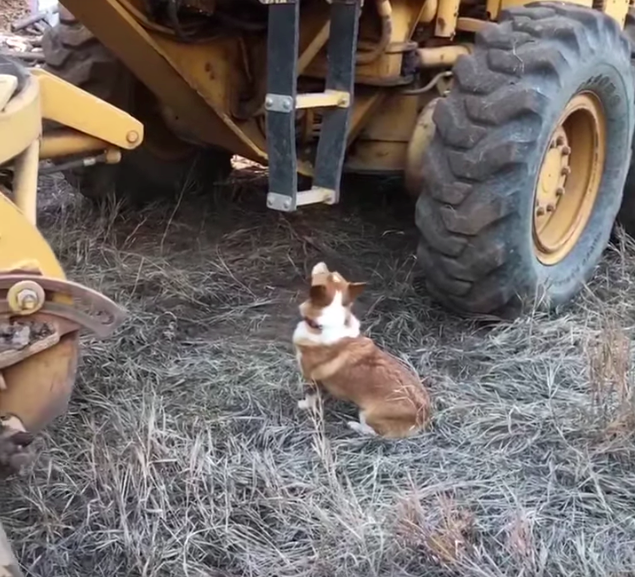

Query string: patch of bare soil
2 166 635 576
0 0 28 33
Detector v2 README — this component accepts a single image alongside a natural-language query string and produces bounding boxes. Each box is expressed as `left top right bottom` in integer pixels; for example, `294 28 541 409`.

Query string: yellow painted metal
1 331 80 433
533 93 606 265
599 0 629 27
345 139 409 173
435 0 461 37
32 68 143 150
12 140 39 226
0 74 18 110
60 0 268 163
296 91 350 109
0 193 66 280
418 45 471 67
405 97 439 195
419 0 438 22
486 0 501 20
347 89 389 145
40 130 110 159
0 74 40 166
345 92 421 173
456 17 489 32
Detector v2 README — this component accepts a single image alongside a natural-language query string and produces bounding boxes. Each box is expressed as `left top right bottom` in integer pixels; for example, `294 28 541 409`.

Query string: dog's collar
303 317 322 330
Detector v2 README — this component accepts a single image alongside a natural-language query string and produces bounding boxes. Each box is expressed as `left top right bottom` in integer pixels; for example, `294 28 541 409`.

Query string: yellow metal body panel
0 74 40 166
40 130 111 159
60 0 268 163
600 0 629 27
32 68 143 150
12 140 39 225
435 0 461 36
0 194 66 280
345 92 421 172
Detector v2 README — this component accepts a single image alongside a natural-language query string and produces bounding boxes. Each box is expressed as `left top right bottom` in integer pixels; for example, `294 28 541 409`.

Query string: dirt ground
0 0 28 32
2 164 635 577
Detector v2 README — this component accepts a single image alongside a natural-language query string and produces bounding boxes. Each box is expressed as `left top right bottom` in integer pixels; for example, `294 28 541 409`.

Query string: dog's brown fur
293 263 432 438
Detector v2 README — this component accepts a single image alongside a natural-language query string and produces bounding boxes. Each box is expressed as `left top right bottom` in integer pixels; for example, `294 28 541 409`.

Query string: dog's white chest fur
292 289 360 369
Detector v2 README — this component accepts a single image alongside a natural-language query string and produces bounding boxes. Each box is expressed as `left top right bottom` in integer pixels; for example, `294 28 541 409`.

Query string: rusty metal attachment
1 274 127 338
0 272 127 438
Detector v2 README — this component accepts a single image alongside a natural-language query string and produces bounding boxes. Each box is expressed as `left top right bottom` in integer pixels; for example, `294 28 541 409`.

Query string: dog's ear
311 262 329 276
346 282 366 302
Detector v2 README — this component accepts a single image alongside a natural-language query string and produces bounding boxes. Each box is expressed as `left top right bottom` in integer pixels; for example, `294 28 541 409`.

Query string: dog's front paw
347 421 377 436
298 394 317 411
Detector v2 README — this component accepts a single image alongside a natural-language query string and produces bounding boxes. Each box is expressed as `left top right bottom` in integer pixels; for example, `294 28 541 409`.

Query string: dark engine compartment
142 0 271 40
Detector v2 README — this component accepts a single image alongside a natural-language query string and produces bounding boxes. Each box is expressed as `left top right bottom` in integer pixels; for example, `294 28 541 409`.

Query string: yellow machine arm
0 56 142 471
0 54 145 577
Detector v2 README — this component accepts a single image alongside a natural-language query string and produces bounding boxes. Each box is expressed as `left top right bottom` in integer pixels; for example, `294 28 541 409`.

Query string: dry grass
3 163 635 576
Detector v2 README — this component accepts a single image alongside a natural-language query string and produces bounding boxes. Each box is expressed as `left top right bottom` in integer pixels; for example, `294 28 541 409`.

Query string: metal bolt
267 197 273 207
126 131 139 144
265 96 274 108
17 289 38 311
546 204 555 213
536 207 545 216
282 99 292 111
561 167 571 176
561 145 571 156
555 187 565 197
283 199 291 210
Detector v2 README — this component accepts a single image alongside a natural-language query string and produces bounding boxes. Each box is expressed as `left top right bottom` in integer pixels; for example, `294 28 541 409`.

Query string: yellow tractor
2 0 635 570
0 54 142 574
40 0 635 317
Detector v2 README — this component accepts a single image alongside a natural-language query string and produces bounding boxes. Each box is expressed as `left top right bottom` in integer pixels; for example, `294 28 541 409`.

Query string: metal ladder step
261 0 361 212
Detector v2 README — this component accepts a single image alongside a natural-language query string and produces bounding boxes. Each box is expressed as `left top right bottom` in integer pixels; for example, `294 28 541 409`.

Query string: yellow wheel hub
533 92 606 265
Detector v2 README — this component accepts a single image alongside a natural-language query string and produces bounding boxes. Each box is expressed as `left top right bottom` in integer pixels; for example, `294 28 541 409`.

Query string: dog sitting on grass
292 262 431 438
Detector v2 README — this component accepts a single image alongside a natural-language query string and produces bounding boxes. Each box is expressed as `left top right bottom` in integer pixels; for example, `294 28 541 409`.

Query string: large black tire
42 9 232 203
416 3 635 316
616 13 635 236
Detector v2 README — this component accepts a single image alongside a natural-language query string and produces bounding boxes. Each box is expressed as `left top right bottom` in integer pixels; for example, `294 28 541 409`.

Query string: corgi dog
292 262 431 439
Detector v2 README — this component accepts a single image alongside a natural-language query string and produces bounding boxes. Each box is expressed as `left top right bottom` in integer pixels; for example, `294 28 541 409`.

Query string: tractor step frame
261 0 361 212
